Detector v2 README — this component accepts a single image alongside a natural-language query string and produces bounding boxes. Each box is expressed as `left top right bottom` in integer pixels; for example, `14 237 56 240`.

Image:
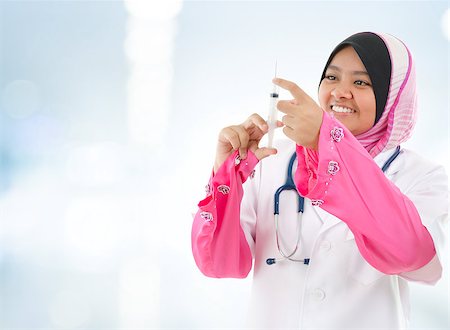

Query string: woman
191 32 448 329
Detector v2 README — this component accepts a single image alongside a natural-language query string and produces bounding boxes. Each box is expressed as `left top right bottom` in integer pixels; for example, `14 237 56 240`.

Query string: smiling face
318 46 377 135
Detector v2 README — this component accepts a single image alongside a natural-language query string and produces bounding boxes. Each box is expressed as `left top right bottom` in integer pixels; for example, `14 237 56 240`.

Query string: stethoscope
266 145 402 266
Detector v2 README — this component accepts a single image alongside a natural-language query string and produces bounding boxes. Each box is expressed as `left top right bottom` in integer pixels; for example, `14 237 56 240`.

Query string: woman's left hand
273 78 324 150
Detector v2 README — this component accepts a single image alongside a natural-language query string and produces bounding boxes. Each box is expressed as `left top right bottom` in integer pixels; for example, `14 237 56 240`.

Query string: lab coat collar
373 146 403 175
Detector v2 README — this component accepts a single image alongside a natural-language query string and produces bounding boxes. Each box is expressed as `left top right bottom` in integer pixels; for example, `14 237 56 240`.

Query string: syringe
267 61 279 148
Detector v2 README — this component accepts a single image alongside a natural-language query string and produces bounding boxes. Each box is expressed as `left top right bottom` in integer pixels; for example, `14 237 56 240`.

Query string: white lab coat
240 139 448 329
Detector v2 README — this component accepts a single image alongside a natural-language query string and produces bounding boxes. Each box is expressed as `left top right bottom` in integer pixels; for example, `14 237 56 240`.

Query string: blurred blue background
0 1 448 329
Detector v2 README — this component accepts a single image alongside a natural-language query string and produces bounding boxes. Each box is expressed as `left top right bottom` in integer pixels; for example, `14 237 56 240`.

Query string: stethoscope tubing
267 145 401 266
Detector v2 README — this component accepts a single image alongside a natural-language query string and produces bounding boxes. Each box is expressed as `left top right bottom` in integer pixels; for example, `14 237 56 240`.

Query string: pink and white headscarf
356 33 417 157
321 32 417 158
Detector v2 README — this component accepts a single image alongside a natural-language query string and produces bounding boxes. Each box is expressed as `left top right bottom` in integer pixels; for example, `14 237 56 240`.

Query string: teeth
332 105 354 113
332 105 355 113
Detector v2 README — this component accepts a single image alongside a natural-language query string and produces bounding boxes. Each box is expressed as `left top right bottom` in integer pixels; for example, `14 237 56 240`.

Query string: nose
331 85 352 99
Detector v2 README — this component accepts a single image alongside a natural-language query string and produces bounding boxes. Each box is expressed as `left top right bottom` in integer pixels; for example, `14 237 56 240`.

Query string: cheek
362 93 377 121
318 83 329 109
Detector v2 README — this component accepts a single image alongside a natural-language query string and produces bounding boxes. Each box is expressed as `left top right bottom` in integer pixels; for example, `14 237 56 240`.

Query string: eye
354 80 371 86
325 75 336 81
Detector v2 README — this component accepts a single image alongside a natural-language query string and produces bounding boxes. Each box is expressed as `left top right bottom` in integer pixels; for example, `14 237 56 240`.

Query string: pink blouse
191 111 436 278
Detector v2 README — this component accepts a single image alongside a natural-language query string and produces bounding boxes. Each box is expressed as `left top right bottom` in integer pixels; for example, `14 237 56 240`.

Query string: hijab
320 32 417 158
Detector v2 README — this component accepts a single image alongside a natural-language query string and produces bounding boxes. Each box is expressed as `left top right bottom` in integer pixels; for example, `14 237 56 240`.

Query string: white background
0 1 448 329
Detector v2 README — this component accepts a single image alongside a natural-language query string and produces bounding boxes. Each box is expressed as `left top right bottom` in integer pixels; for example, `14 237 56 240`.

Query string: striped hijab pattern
355 33 417 157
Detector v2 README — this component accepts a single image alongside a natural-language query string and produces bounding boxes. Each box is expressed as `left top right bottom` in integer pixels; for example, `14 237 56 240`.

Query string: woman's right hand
214 113 282 173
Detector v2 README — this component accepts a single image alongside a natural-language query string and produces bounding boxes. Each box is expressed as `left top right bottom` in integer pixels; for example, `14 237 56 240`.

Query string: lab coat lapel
313 205 342 235
314 205 356 241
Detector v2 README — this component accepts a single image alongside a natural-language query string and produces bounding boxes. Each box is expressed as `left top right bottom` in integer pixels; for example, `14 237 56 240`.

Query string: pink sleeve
294 111 436 274
191 150 259 278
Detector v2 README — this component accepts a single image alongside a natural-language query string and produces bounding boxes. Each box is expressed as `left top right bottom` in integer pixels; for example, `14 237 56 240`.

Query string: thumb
254 147 278 161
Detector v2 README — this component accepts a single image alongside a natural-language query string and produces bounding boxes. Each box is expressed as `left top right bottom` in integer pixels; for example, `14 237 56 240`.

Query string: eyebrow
327 65 370 76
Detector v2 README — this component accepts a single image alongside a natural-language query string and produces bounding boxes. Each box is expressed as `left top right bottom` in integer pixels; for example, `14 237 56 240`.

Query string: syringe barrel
267 95 279 125
267 93 279 148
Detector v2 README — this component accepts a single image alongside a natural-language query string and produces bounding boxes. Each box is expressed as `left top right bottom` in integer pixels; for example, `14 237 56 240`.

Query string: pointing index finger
272 78 307 101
